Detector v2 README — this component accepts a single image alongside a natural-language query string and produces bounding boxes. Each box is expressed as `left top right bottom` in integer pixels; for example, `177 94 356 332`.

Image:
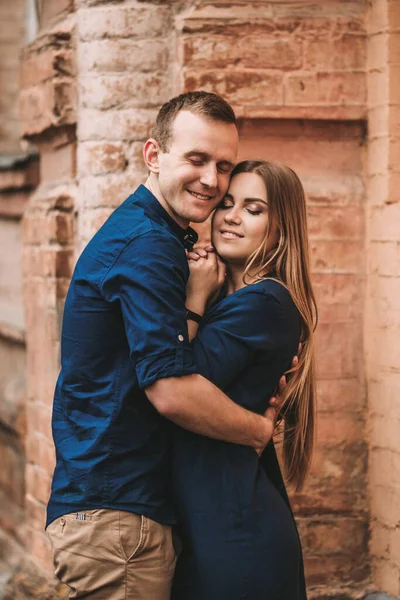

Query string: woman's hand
185 246 225 316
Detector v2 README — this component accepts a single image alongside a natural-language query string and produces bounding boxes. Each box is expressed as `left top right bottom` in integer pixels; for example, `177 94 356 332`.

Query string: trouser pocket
46 510 177 599
46 510 126 599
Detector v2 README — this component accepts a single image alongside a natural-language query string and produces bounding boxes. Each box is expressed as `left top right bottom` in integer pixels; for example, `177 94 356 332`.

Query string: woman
171 160 317 600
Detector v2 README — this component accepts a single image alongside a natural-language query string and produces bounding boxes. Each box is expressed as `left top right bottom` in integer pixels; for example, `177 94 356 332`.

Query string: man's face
157 111 239 227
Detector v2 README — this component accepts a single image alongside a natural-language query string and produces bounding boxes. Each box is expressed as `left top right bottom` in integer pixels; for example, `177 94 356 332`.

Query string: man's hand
269 343 301 411
255 345 301 456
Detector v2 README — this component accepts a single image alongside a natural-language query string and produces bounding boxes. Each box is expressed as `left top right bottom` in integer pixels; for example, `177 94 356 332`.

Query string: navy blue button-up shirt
47 185 198 527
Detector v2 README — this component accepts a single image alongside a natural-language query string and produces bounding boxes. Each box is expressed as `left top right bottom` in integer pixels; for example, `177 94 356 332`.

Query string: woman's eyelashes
218 200 262 216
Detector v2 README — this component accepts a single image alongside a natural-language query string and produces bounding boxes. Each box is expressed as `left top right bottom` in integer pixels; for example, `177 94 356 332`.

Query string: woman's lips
219 230 244 239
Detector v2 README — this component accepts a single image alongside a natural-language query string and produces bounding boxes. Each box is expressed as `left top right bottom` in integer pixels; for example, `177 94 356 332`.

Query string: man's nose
199 164 218 188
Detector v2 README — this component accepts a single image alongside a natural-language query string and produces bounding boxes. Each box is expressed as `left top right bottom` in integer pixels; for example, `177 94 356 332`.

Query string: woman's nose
224 209 241 224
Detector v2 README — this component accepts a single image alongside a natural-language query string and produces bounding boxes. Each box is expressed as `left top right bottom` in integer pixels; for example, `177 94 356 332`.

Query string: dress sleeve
191 289 284 390
101 231 198 389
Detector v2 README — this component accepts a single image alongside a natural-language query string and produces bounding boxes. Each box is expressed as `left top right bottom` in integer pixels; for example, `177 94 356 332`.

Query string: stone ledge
0 152 39 171
364 594 400 600
236 105 367 121
0 159 40 193
0 322 26 345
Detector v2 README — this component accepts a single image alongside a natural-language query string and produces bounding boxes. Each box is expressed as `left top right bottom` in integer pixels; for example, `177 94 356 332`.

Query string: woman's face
212 172 278 266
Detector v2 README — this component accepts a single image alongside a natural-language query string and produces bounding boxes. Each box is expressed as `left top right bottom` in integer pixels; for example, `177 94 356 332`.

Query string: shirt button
178 334 184 342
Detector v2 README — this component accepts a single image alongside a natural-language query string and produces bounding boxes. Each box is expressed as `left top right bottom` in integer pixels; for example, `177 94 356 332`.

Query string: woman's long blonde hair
232 160 318 491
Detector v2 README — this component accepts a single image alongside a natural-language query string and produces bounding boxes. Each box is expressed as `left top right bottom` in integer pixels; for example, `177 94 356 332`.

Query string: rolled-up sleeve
101 230 198 389
192 291 284 390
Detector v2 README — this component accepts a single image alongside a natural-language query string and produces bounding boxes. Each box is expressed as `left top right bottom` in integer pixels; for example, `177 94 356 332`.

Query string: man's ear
143 138 161 174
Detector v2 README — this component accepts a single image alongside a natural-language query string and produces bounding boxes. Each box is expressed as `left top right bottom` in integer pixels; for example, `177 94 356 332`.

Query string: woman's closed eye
246 208 262 215
217 200 262 216
218 199 234 210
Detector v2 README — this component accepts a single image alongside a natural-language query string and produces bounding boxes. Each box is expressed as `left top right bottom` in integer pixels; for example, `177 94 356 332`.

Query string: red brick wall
8 0 399 598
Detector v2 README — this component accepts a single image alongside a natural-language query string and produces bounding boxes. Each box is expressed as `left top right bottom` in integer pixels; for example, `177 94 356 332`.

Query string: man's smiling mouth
187 189 214 201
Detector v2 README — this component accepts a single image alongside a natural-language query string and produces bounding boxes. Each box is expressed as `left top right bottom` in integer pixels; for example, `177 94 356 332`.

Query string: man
46 92 288 599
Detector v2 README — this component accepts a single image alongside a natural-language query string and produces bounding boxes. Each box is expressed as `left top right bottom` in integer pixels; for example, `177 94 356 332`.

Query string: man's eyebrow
184 150 207 157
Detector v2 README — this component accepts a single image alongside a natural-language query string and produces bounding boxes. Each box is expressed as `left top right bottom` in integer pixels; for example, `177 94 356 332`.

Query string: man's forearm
146 374 272 450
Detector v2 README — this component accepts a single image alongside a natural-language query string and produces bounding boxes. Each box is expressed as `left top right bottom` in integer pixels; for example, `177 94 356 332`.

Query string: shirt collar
134 184 198 251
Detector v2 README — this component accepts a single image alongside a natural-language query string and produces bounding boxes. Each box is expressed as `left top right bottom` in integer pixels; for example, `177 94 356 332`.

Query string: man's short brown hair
152 91 237 152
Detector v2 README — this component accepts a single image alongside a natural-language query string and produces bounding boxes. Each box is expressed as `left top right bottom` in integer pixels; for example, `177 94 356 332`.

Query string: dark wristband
185 308 203 323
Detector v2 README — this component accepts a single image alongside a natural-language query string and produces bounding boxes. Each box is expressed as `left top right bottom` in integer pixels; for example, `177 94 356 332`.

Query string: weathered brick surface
79 39 169 74
20 16 77 138
78 108 157 142
78 141 127 176
77 4 170 40
179 6 367 119
79 73 169 111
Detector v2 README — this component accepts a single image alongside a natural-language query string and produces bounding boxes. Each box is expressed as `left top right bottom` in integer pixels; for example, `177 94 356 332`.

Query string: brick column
366 0 400 596
75 0 174 251
19 7 76 588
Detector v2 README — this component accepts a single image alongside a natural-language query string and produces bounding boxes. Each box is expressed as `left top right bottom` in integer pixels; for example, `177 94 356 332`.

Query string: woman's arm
185 247 225 342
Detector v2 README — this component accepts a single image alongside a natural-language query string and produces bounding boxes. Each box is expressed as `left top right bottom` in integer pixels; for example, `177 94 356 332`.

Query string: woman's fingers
187 246 215 261
192 247 208 258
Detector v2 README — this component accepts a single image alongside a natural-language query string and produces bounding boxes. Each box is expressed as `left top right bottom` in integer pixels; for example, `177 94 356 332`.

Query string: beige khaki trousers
47 509 177 600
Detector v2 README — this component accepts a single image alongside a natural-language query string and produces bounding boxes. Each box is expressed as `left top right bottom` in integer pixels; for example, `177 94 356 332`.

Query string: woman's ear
143 138 160 174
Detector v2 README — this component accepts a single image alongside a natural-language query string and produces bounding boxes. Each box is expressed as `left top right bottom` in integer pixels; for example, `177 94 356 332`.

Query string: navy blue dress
171 279 307 600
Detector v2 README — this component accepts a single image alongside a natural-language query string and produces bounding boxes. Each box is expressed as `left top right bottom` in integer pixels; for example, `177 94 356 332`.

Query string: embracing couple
46 91 317 600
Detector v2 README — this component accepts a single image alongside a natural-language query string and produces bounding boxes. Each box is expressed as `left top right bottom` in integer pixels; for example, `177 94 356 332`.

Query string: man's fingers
278 375 287 392
187 251 201 261
264 405 279 425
